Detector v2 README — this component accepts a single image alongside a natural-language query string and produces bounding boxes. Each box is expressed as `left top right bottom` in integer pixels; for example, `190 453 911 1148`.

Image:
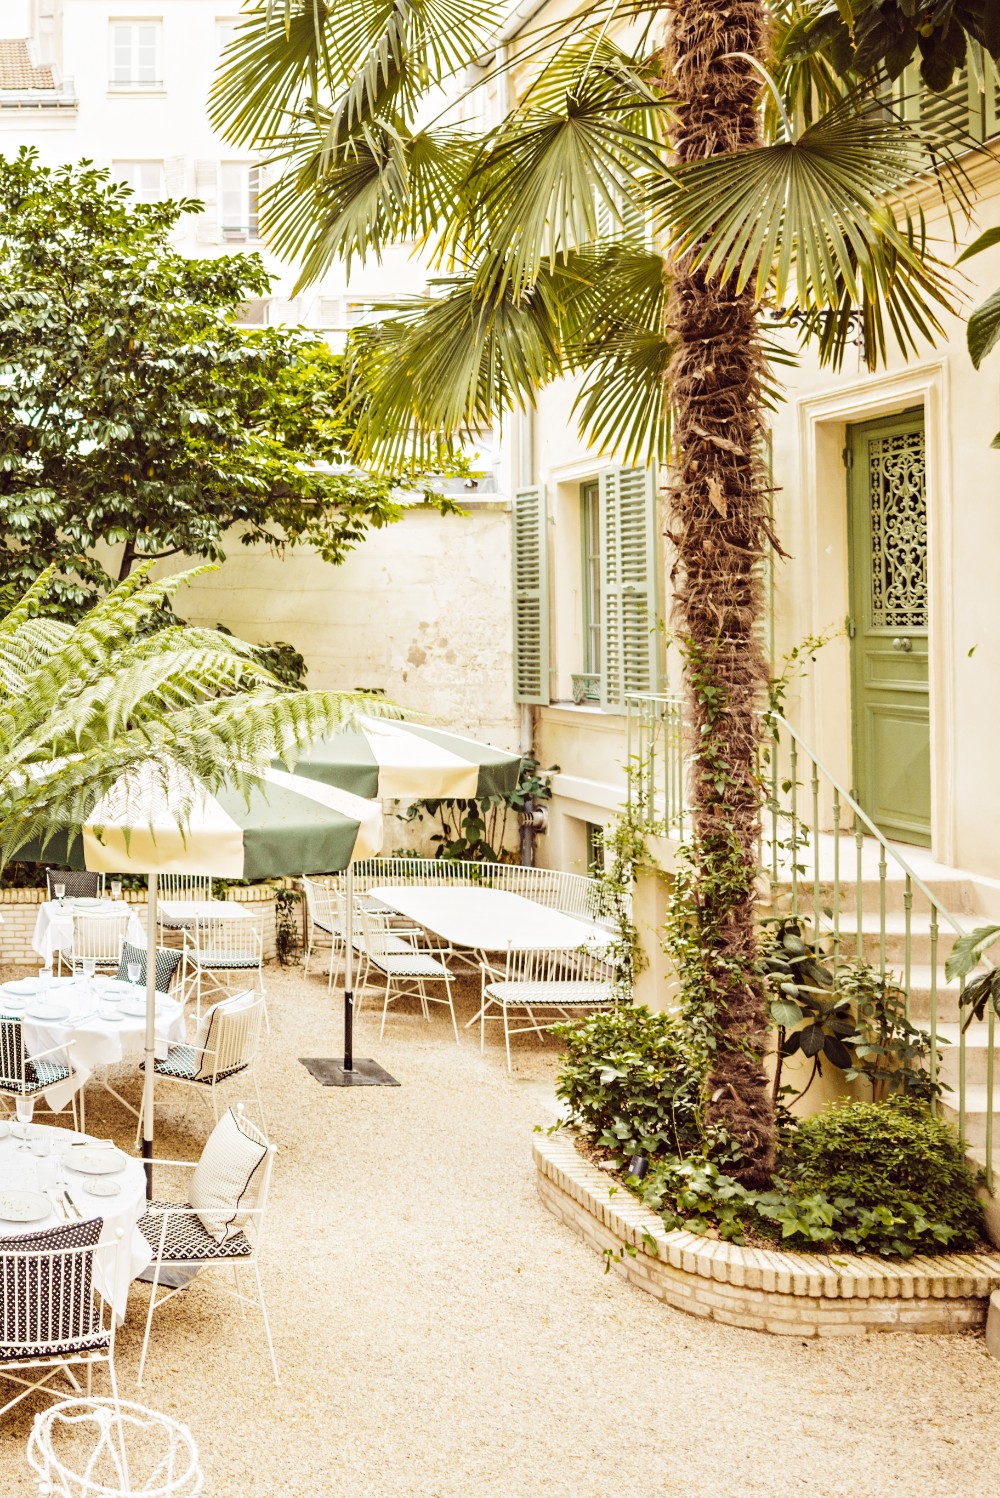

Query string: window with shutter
220 163 260 242
511 486 550 705
109 21 161 89
895 52 997 144
113 160 163 203
194 161 218 243
599 466 658 711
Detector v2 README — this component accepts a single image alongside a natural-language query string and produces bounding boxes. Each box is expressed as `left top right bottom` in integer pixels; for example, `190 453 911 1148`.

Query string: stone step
941 1089 1000 1152
767 875 979 918
830 911 969 967
937 1023 997 1088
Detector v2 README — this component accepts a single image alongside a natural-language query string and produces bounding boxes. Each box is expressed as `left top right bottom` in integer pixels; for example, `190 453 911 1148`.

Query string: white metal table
0 976 184 1116
0 1121 150 1320
369 885 609 954
32 898 131 968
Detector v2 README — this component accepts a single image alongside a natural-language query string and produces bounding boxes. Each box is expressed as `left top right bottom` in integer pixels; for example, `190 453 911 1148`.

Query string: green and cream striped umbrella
28 760 383 877
283 715 522 800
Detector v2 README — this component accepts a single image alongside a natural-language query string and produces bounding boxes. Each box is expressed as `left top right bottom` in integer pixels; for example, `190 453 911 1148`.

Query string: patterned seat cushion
116 942 182 993
149 1045 247 1084
138 1202 252 1262
0 1218 105 1361
23 1058 72 1092
196 951 259 969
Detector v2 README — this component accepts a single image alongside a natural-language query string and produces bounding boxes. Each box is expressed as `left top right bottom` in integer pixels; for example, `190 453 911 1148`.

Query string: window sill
544 701 626 723
106 88 167 98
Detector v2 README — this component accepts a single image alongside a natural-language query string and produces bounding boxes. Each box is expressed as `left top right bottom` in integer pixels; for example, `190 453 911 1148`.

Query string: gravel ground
1 960 1000 1497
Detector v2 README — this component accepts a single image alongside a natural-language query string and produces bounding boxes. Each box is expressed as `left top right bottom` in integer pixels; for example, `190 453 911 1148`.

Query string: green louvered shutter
599 467 659 710
512 485 549 704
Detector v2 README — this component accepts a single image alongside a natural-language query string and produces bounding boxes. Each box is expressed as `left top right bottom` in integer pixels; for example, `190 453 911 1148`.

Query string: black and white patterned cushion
189 1108 268 1244
0 1217 106 1361
45 870 101 900
197 949 259 970
116 942 182 993
0 1019 70 1093
149 1045 246 1084
138 1202 252 1262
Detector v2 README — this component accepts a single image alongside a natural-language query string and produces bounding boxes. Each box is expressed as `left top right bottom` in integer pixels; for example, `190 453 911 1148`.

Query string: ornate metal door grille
867 430 927 631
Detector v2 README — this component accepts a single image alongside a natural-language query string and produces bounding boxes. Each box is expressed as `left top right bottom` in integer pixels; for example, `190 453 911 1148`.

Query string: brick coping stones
534 1130 1000 1337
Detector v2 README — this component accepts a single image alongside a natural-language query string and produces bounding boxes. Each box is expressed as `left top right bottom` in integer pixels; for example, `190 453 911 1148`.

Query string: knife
61 1189 81 1219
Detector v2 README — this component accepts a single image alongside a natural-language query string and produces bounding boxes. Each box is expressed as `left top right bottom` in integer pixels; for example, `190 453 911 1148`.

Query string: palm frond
651 104 966 366
346 270 566 470
262 121 479 283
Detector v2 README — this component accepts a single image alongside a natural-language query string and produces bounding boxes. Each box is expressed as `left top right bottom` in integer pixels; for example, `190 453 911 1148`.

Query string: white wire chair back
158 875 212 904
345 858 609 918
202 995 265 1080
0 1233 118 1367
358 907 397 961
302 876 338 933
46 871 104 900
69 911 130 969
26 1398 204 1497
188 912 263 967
495 944 613 985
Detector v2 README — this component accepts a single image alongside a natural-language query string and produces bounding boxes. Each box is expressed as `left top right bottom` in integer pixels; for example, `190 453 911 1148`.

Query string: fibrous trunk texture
664 0 776 1186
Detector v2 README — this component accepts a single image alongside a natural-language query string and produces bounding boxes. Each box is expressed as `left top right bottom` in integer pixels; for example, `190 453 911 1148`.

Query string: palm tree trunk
665 0 776 1186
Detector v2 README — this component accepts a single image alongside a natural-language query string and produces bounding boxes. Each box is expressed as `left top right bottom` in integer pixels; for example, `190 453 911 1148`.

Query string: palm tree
212 0 968 1183
0 563 370 863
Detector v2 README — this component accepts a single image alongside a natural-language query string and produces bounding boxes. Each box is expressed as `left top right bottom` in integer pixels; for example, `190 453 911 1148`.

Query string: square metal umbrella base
299 1057 400 1087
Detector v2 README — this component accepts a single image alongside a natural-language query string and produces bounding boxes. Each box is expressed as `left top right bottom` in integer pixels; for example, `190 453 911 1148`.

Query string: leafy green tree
0 148 460 617
212 0 969 1182
785 0 999 92
0 563 371 863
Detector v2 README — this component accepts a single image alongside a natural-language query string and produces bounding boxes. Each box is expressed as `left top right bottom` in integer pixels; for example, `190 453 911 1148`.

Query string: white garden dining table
0 1120 150 1321
0 976 184 1114
31 898 131 968
369 885 610 955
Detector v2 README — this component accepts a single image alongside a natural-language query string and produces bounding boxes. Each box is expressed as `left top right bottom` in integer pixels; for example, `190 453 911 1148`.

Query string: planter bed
534 1130 1000 1337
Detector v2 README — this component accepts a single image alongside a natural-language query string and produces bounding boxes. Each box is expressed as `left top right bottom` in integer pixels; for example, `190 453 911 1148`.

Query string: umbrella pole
299 860 399 1088
141 872 158 1200
343 863 354 1071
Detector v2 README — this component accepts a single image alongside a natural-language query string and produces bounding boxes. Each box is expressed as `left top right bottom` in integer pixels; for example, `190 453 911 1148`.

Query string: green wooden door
847 410 931 846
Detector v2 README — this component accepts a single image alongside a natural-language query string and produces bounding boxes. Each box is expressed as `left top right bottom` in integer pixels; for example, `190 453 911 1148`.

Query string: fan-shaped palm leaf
651 106 966 363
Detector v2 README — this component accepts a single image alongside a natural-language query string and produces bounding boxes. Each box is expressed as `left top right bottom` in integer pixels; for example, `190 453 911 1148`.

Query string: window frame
108 19 162 91
112 159 164 203
219 162 261 243
579 479 602 701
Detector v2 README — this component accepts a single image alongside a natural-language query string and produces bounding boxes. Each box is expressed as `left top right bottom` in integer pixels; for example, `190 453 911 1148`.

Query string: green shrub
784 1097 983 1252
553 1005 704 1163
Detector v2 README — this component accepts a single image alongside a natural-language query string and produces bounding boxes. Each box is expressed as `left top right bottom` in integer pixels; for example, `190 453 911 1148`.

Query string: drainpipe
516 403 544 866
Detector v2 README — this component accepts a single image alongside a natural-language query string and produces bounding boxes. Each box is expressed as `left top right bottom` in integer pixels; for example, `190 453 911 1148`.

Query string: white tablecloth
31 899 131 967
369 885 611 953
0 1122 149 1322
1 976 185 1112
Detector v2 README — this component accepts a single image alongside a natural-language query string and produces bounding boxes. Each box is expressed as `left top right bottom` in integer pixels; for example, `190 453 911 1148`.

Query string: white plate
4 979 45 997
65 1146 125 1176
121 999 148 1017
83 1179 121 1198
0 1189 50 1223
25 1003 70 1022
0 1001 26 1016
97 1006 124 1022
69 897 105 910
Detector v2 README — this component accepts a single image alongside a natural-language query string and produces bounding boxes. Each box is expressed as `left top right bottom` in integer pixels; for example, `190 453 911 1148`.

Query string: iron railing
624 692 994 1183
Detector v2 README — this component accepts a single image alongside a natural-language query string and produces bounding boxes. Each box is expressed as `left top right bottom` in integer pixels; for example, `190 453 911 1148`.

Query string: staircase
625 694 1000 1181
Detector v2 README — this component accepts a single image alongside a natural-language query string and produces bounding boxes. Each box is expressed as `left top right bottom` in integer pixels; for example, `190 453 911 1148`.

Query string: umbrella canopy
283 716 522 801
25 761 383 877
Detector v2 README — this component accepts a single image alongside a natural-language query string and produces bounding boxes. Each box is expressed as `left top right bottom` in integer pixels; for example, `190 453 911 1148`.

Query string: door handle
891 637 913 653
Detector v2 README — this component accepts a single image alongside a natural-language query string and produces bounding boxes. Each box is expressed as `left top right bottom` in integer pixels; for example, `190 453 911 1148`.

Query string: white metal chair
136 992 266 1141
27 1396 203 1497
0 1225 122 1420
136 1109 278 1386
478 945 616 1072
156 875 214 944
46 870 104 901
179 912 265 1022
302 876 342 986
0 1017 79 1129
359 908 458 1042
60 910 130 977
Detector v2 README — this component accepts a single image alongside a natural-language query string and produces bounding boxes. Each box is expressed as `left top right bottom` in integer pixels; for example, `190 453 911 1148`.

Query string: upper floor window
217 18 241 56
109 21 162 90
579 479 601 702
113 160 163 203
220 163 260 241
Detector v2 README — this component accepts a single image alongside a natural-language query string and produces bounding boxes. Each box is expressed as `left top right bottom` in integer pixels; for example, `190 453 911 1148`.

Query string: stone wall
534 1131 1000 1337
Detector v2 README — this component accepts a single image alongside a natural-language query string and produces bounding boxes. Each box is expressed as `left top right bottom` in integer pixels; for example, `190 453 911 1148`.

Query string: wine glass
127 961 141 986
54 882 65 909
110 880 122 903
14 1094 33 1150
82 956 96 1002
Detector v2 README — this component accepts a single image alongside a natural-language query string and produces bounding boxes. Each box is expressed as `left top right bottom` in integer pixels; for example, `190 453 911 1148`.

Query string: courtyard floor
1 960 1000 1496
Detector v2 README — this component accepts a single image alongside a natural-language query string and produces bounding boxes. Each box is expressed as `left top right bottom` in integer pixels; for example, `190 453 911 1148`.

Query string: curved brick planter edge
533 1130 1000 1337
